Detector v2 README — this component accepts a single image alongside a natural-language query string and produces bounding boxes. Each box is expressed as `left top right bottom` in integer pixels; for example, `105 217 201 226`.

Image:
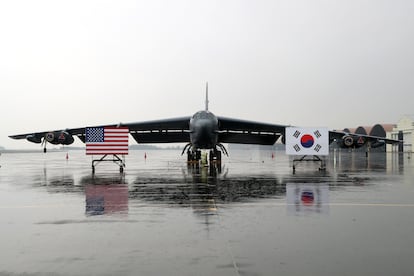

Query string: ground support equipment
292 155 326 173
91 154 126 173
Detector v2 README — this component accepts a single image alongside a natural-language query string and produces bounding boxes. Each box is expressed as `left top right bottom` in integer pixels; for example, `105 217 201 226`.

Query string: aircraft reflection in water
130 169 285 220
331 151 406 174
79 174 332 218
132 171 284 203
130 168 368 218
35 173 130 217
332 151 386 171
29 152 394 219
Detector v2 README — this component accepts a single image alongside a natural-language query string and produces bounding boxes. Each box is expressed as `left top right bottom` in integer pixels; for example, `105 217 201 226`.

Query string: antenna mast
205 82 209 111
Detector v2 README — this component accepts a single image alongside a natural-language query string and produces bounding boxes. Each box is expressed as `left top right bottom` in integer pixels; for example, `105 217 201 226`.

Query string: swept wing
9 116 287 145
9 118 400 148
217 117 287 145
9 117 192 145
329 130 400 148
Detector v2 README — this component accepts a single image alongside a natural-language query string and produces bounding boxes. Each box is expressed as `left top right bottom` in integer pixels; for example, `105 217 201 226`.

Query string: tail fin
205 82 209 111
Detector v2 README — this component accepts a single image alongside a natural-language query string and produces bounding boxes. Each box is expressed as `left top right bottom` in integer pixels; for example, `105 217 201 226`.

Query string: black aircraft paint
9 83 401 164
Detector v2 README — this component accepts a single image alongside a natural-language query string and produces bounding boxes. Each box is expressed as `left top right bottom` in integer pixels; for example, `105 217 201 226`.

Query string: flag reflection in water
85 184 129 216
286 183 329 216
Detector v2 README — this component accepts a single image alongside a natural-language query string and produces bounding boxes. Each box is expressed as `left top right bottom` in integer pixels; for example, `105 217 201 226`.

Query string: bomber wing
329 130 401 148
9 125 118 144
71 117 192 144
217 117 287 145
9 132 48 141
9 117 192 145
124 117 191 144
77 117 192 143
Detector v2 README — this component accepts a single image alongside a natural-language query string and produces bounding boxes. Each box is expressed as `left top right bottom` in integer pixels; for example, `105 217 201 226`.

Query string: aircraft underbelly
190 132 217 149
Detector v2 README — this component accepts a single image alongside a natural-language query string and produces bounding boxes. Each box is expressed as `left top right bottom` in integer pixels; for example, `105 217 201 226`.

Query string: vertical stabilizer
205 82 209 111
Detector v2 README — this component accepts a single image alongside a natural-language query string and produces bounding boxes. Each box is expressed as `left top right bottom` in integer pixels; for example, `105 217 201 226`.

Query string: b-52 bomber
9 85 400 165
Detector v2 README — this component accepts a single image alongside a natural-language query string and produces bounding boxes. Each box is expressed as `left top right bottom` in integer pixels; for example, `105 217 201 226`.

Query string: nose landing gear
187 149 202 164
184 144 227 177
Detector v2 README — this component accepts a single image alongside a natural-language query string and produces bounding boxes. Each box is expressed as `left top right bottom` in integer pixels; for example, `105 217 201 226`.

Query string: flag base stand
91 154 126 174
292 155 326 173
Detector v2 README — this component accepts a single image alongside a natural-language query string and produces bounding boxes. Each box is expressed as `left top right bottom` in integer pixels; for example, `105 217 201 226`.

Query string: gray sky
1 0 413 149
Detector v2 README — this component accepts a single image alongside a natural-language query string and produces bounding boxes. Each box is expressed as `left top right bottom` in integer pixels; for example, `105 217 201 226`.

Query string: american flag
85 127 129 155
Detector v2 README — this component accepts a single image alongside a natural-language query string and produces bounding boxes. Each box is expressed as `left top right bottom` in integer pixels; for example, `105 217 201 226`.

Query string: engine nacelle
336 134 366 149
45 131 74 145
26 134 42 144
370 140 385 148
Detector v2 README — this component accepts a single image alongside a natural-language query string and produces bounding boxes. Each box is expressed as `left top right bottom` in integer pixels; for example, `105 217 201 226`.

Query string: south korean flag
285 127 329 156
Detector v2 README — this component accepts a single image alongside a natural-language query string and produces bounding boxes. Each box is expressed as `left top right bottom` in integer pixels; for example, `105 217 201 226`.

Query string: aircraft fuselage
189 110 219 150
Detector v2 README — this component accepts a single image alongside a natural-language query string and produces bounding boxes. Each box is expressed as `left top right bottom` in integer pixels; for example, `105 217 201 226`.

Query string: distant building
391 115 414 152
338 123 396 152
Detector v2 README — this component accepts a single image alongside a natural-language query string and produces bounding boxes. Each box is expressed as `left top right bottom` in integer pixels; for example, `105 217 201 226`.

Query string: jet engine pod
343 135 354 147
45 131 74 145
371 140 385 148
337 134 366 148
45 132 55 143
58 131 74 145
26 134 42 144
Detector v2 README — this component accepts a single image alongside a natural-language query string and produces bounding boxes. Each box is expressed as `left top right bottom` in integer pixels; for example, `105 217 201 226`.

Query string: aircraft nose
194 119 212 135
192 119 216 148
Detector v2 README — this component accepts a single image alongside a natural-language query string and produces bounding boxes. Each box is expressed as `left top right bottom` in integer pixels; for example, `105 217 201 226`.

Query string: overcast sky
1 0 413 149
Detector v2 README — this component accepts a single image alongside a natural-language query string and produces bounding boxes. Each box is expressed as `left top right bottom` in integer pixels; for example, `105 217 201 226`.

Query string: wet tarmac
0 149 413 276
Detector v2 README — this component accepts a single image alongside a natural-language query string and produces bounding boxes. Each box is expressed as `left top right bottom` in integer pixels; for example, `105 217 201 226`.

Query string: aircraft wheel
209 150 214 163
